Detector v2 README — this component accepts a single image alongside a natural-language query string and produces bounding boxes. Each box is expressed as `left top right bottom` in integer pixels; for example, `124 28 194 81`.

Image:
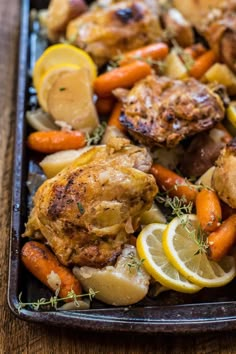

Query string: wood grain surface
1 1 236 353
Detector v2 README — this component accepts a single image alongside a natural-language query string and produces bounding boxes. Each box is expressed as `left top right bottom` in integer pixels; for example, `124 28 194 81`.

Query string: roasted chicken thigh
199 1 236 74
23 139 157 268
212 138 236 209
66 0 162 66
114 76 226 147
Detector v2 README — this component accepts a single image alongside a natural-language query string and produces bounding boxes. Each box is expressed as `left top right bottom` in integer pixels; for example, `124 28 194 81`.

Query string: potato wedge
140 203 166 225
47 0 87 41
164 50 188 80
196 166 215 189
39 147 93 178
47 68 99 133
204 63 236 96
73 245 150 306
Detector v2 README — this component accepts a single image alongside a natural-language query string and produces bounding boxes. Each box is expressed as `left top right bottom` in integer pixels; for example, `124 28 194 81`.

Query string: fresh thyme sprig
179 215 208 255
156 194 193 219
125 251 145 273
86 122 107 146
17 288 98 313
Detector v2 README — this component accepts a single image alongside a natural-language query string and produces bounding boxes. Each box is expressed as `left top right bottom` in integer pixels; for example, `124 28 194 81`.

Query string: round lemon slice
163 214 236 288
136 223 201 293
33 44 97 91
37 63 81 112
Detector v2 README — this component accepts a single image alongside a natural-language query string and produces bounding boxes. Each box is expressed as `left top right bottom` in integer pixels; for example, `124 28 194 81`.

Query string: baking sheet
7 0 236 333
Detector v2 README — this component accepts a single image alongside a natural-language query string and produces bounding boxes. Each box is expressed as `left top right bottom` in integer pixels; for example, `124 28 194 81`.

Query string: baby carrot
27 130 86 154
207 214 236 261
95 97 115 115
107 102 126 133
21 241 82 301
196 189 222 233
189 50 217 79
94 60 152 97
119 43 169 66
150 164 198 204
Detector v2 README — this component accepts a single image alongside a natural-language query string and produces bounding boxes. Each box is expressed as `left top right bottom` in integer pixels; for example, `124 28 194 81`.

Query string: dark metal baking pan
7 0 236 333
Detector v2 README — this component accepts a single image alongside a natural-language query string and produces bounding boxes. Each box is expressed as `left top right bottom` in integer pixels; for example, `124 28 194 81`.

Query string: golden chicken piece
23 138 157 268
66 0 162 66
212 138 236 209
114 76 226 148
46 0 88 41
173 0 236 73
199 1 236 74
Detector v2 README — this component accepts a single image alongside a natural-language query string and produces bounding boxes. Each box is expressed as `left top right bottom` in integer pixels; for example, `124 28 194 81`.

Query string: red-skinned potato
47 0 87 41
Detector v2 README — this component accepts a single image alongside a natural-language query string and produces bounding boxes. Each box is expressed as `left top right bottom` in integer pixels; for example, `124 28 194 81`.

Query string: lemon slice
227 102 236 128
33 44 97 91
136 223 201 293
37 63 81 112
163 215 236 287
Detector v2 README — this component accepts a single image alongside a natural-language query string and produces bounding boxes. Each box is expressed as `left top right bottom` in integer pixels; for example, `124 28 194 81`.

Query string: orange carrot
196 189 222 233
119 43 169 66
27 130 86 154
95 97 115 115
214 123 232 144
150 164 198 204
107 102 126 133
21 241 82 301
207 214 236 261
184 43 207 60
94 61 152 98
189 50 217 79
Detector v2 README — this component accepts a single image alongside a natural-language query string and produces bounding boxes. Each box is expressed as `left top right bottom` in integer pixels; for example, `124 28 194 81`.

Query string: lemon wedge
33 44 97 91
136 223 201 293
37 63 81 112
163 215 236 287
227 102 236 128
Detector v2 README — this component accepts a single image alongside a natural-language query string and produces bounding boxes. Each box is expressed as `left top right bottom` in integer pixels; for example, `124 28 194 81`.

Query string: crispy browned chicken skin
23 139 157 268
196 1 236 74
212 138 236 209
114 76 226 148
66 0 162 66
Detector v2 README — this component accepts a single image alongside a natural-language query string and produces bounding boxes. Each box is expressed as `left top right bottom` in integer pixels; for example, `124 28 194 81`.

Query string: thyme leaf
77 202 85 215
179 215 208 256
156 194 193 219
86 122 107 146
125 251 145 273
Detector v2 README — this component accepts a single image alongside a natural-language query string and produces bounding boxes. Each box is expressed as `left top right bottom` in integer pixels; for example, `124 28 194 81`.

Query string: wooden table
1 1 236 352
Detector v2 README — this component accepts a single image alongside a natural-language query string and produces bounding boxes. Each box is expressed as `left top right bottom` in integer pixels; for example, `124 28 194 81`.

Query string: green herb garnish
86 122 107 146
77 202 85 215
17 288 97 313
125 251 145 273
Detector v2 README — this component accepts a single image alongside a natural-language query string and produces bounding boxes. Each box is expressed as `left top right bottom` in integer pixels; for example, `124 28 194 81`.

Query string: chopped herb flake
77 202 85 215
